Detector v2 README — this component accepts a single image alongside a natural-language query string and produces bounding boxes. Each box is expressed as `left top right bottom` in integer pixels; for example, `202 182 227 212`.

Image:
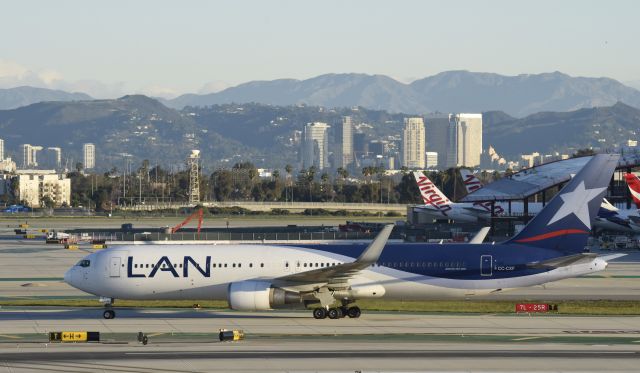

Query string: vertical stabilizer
507 154 619 254
413 172 452 214
624 173 640 209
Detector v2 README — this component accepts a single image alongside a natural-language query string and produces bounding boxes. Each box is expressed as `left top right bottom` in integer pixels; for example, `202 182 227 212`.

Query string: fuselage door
480 255 493 277
109 256 121 277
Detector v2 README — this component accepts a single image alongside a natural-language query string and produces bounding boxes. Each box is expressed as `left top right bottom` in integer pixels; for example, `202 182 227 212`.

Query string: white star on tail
547 181 606 228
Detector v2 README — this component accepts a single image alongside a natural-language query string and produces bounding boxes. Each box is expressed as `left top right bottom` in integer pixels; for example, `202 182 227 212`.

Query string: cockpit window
76 259 91 267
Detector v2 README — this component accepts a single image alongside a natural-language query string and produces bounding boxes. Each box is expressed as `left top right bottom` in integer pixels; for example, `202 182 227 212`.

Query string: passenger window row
375 261 466 269
301 262 337 268
128 262 267 269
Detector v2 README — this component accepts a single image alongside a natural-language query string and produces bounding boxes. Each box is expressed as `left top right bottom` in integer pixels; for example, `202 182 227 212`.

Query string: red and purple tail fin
459 169 505 215
624 173 640 209
459 169 484 194
507 154 619 254
413 172 452 214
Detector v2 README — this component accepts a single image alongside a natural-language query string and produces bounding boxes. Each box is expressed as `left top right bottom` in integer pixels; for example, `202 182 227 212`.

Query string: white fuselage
65 244 608 302
416 202 544 223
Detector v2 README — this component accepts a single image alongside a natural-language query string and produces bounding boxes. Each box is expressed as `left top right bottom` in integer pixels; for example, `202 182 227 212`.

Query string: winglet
469 227 490 244
356 224 394 265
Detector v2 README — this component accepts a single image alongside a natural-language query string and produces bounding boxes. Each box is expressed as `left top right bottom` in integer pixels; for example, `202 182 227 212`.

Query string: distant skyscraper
402 117 425 169
353 133 368 157
0 138 4 161
83 143 95 169
303 122 331 170
22 144 33 168
445 117 458 168
335 116 353 169
22 144 42 168
45 147 62 169
454 114 482 167
424 115 449 168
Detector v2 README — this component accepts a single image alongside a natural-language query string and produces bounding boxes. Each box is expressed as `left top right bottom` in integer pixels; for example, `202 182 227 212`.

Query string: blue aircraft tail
507 154 619 255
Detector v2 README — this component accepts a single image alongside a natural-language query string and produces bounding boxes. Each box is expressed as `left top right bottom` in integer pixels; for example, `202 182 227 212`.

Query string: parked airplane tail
624 173 640 209
459 169 483 194
459 169 505 215
507 154 619 254
413 171 452 209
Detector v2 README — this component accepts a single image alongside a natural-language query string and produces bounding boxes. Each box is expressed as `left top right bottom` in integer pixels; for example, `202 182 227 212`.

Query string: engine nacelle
227 280 303 311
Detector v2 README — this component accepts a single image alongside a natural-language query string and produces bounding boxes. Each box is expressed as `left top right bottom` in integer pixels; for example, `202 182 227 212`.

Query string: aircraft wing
526 253 597 269
272 224 394 289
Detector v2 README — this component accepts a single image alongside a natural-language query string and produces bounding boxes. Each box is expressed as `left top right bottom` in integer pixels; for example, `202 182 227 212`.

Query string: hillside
0 95 251 168
0 97 638 169
167 71 640 117
484 102 640 155
0 86 92 110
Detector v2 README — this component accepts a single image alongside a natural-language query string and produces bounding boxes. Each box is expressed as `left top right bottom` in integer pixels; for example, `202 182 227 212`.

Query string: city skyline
1 0 639 98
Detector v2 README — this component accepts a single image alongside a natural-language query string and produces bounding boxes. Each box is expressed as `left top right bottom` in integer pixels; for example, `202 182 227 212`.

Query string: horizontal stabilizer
526 253 597 269
598 253 627 262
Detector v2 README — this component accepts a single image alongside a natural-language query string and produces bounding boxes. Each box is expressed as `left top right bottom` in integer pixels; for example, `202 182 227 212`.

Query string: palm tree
335 167 348 200
285 164 293 202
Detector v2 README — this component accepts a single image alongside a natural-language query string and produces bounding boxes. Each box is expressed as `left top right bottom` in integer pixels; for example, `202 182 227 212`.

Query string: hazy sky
1 0 638 98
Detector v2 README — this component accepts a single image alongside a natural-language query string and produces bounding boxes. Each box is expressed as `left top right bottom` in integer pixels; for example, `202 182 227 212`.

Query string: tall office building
83 143 95 169
22 144 42 168
45 147 62 169
353 133 368 157
454 114 482 167
402 117 426 169
0 138 4 161
335 116 353 169
424 115 449 168
22 144 33 168
302 122 331 170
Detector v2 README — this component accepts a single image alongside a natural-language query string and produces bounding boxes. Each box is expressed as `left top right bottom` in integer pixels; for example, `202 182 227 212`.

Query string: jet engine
227 280 303 311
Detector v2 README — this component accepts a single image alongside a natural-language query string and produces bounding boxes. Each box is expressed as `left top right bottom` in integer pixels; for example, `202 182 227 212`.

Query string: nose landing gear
100 297 116 319
103 309 116 319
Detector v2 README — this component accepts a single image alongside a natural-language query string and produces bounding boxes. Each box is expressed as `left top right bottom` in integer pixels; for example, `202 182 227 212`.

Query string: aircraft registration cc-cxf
65 154 624 320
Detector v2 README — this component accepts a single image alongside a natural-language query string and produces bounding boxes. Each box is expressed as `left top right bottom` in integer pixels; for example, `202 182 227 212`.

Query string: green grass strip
2 299 640 315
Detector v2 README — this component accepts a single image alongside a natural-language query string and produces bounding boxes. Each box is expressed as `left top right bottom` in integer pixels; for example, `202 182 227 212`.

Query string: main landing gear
313 306 361 320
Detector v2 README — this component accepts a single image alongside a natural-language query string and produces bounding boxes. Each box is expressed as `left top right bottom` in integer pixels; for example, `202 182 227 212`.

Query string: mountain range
164 71 640 117
2 71 640 118
0 86 92 110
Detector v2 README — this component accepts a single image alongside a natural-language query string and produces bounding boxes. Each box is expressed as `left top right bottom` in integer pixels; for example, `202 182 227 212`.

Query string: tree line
63 161 505 211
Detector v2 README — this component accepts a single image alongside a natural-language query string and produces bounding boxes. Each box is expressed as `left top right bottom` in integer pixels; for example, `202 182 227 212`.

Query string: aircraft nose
63 268 75 286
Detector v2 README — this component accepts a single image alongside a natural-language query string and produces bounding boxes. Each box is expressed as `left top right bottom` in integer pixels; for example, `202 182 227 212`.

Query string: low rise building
0 170 71 207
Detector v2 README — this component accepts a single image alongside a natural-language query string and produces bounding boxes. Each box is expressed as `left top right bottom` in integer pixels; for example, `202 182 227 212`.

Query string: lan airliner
66 154 623 320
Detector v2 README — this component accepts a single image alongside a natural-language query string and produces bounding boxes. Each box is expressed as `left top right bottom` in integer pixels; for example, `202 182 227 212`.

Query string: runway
1 223 640 372
3 307 640 336
1 338 640 372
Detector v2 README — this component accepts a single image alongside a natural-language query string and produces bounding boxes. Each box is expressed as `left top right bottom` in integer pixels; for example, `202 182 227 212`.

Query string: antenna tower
188 150 200 204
